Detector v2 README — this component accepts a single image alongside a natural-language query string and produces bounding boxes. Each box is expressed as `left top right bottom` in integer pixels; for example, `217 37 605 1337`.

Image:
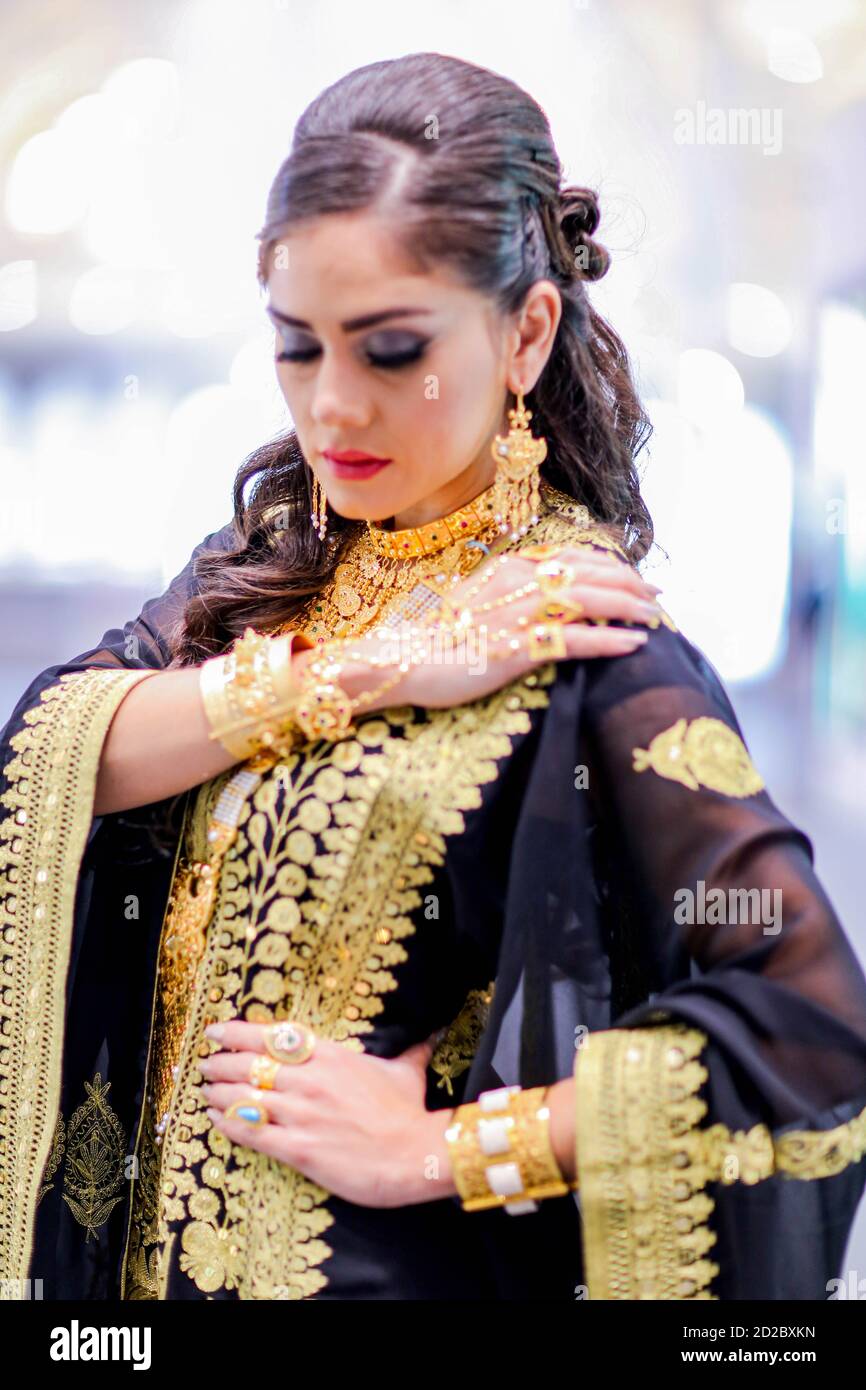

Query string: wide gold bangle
199 627 308 760
444 1084 578 1214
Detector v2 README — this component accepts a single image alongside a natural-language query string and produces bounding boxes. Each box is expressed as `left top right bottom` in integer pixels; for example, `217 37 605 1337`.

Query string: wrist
402 1109 458 1204
302 641 406 716
544 1077 577 1184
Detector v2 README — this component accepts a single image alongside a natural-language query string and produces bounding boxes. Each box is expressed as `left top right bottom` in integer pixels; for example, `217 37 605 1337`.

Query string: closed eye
275 330 430 370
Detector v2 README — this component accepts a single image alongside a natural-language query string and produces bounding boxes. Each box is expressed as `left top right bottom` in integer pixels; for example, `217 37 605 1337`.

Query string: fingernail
206 1108 222 1123
644 583 663 594
637 602 661 619
204 1024 224 1041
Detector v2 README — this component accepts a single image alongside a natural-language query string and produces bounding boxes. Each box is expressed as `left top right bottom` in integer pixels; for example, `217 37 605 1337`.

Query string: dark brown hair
167 51 653 668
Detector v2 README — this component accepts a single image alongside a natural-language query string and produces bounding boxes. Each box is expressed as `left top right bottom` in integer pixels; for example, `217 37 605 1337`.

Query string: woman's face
265 211 561 527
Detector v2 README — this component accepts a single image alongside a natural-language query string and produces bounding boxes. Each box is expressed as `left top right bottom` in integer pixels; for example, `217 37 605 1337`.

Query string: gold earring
490 389 547 540
311 472 328 541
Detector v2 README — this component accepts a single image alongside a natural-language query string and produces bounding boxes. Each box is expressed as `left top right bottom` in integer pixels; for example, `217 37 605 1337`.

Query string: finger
198 1049 308 1092
201 1081 301 1118
561 625 649 658
553 551 660 599
554 584 662 626
486 623 649 668
207 1111 301 1165
203 1019 269 1052
204 1018 339 1061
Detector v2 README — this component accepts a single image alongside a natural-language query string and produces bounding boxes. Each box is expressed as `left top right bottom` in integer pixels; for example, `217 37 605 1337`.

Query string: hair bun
558 186 609 281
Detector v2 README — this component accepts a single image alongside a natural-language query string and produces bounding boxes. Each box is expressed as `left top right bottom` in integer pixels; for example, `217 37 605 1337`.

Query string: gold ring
535 560 576 593
249 1055 281 1090
527 622 567 661
264 1020 316 1065
532 598 584 623
224 1098 270 1127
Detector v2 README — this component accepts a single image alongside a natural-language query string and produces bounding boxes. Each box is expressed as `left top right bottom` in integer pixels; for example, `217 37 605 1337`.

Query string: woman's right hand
293 545 663 713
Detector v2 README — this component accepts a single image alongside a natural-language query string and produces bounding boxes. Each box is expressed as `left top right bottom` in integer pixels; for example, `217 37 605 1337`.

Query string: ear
507 278 563 394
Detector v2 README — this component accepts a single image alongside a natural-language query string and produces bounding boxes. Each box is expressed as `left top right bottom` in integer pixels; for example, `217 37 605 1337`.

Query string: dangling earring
310 471 328 541
490 388 547 540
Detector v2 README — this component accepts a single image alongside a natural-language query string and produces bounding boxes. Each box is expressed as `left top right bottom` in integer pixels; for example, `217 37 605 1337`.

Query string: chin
325 482 402 523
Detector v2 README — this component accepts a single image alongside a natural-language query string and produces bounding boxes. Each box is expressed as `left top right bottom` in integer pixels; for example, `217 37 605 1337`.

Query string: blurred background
1 0 865 1284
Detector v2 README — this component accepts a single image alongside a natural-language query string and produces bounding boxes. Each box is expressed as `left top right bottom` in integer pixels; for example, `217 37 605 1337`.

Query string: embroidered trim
574 1024 720 1300
695 1104 866 1184
574 1023 866 1300
0 666 158 1291
632 716 765 798
36 1112 65 1206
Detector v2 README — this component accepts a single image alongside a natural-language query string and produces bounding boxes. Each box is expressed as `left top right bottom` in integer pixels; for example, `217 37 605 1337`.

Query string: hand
198 1020 457 1208
297 545 663 713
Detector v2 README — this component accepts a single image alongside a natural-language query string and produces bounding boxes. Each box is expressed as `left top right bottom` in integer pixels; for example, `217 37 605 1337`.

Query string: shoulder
531 482 630 560
522 483 678 637
198 519 240 555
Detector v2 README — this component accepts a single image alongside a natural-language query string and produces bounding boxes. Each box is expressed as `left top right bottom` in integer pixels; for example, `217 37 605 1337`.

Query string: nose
308 350 372 432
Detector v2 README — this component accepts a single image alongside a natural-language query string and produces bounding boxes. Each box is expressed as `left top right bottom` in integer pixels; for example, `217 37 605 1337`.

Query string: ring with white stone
263 1020 316 1065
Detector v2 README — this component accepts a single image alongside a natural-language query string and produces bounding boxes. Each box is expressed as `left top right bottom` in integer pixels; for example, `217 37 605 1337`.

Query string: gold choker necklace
366 481 499 559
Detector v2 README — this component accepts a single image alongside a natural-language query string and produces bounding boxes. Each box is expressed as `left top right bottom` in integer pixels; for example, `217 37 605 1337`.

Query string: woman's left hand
198 1021 456 1208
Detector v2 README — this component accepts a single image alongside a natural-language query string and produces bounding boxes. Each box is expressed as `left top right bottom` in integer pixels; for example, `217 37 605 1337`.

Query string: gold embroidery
152 677 555 1299
430 983 495 1095
536 488 627 555
574 1024 720 1300
61 1071 127 1239
36 1111 65 1205
123 1108 164 1299
695 1103 866 1185
631 716 765 798
150 774 232 1136
0 666 158 1292
575 1023 866 1300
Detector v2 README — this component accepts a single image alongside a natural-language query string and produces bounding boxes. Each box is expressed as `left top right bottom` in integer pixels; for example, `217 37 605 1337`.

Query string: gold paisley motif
430 983 495 1095
61 1072 127 1240
631 716 765 798
0 666 158 1293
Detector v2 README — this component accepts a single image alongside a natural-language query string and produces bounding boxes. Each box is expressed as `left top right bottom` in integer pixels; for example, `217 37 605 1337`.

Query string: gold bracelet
200 627 309 760
444 1084 578 1214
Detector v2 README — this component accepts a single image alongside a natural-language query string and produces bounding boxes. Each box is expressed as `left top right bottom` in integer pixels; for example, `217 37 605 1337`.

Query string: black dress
3 494 866 1301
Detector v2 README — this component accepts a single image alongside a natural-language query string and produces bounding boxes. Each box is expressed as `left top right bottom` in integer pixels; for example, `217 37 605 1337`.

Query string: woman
3 52 866 1303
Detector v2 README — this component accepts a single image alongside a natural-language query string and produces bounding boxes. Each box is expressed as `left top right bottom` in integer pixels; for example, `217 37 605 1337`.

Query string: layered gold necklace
278 478 507 644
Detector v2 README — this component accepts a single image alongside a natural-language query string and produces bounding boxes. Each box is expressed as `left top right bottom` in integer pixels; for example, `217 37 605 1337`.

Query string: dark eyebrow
265 304 433 333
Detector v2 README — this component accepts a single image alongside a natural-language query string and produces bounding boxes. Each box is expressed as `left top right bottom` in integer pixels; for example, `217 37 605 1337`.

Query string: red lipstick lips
322 449 392 480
